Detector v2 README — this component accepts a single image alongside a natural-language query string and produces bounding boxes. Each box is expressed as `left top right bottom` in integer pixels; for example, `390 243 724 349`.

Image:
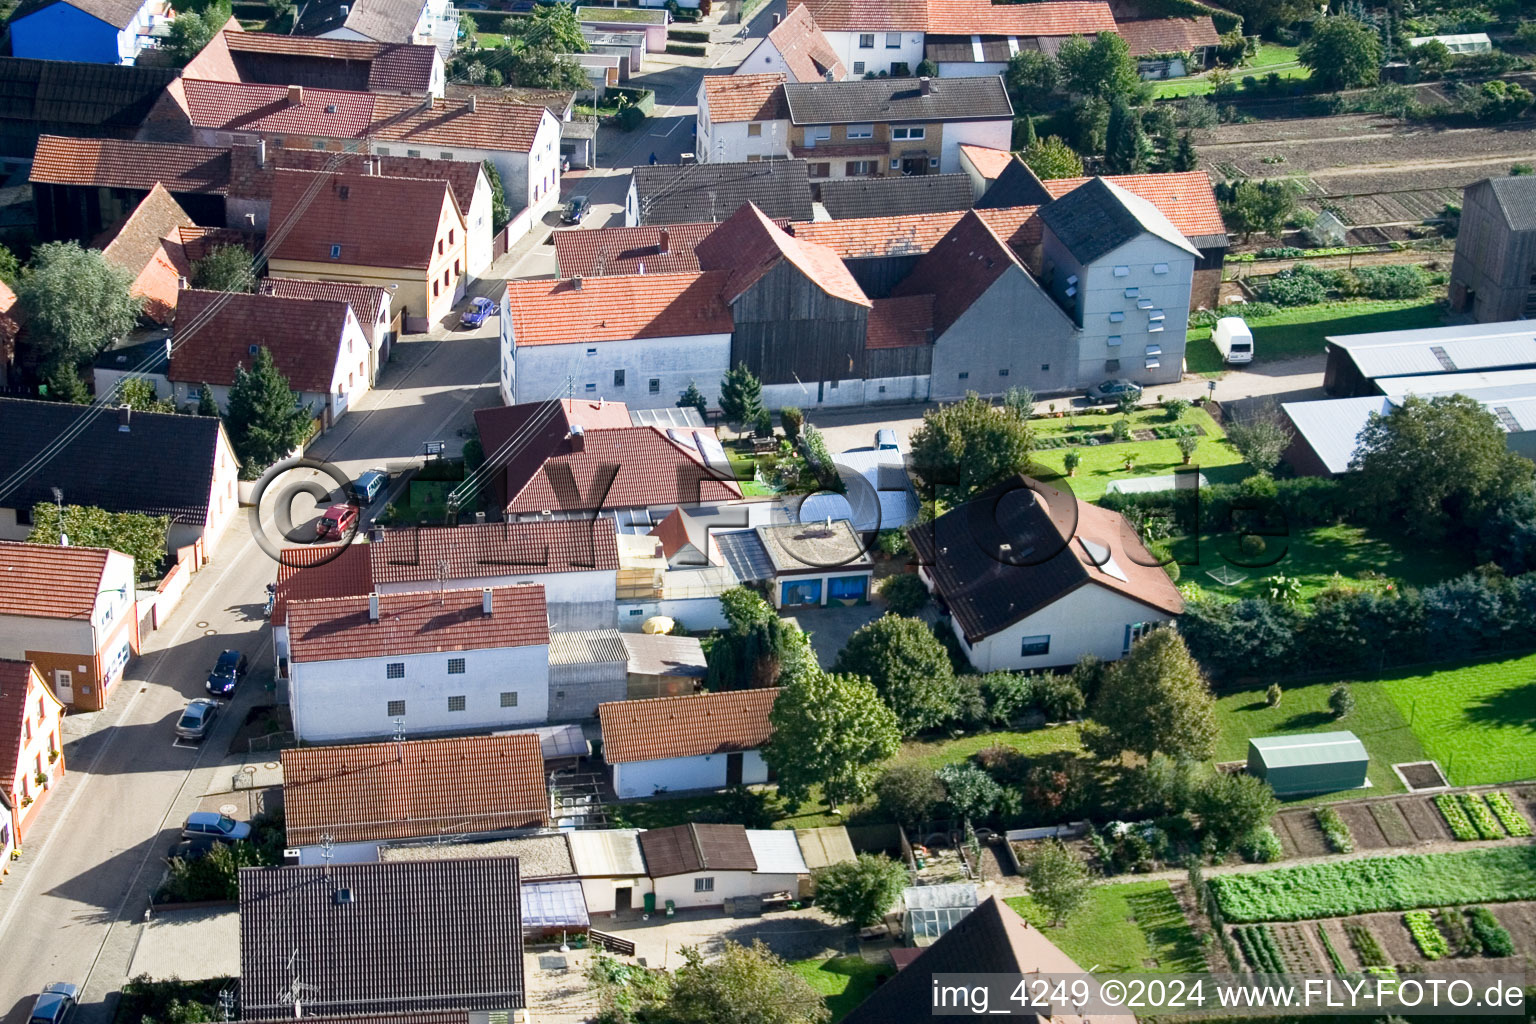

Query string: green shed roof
1248 731 1368 768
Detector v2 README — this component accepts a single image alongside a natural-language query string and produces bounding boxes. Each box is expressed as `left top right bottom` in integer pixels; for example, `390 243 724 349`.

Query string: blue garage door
781 579 822 606
828 576 867 602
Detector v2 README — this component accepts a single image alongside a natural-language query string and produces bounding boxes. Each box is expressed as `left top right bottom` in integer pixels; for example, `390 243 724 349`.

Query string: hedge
665 42 707 55
607 85 655 114
1209 846 1536 923
668 27 710 41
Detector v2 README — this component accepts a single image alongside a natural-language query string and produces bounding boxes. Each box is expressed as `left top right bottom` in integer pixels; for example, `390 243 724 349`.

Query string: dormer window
329 244 342 259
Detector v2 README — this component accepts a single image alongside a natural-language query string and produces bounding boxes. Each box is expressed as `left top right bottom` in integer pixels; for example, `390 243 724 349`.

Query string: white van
1213 317 1254 364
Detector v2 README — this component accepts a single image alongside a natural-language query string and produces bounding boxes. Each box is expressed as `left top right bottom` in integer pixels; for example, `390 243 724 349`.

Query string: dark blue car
460 296 496 328
206 650 248 696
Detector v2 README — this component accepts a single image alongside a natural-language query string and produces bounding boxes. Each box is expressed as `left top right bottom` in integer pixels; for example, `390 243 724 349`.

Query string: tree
1167 131 1198 172
718 363 765 429
765 671 900 810
224 347 314 480
1176 433 1198 465
779 406 803 441
1017 113 1037 149
1024 839 1091 925
119 377 175 413
1217 179 1301 242
1409 38 1452 74
1020 135 1084 179
875 762 944 825
481 160 511 232
916 58 938 77
28 504 169 582
908 392 1034 502
506 2 587 53
935 762 1002 826
666 941 830 1024
1192 771 1278 852
1056 32 1144 102
190 244 254 293
505 48 589 90
707 587 820 691
812 854 908 928
878 573 930 615
15 242 142 380
1104 98 1152 174
677 380 708 417
164 2 231 65
1350 393 1535 539
1005 50 1060 109
0 243 19 286
1072 96 1110 154
834 615 958 735
196 383 219 417
1216 0 1312 37
1225 403 1293 476
1299 17 1382 90
1085 628 1217 763
1328 683 1356 719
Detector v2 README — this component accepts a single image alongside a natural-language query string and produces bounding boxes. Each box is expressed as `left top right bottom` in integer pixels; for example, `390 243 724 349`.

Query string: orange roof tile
259 277 392 317
268 168 460 270
867 294 935 349
1117 16 1221 57
98 183 195 282
703 73 787 122
28 135 231 194
597 688 779 764
790 0 928 32
791 210 964 258
958 143 1014 180
282 733 548 846
505 272 734 346
0 542 112 620
370 93 548 152
223 32 440 93
168 289 355 393
1041 170 1225 239
181 78 379 135
0 660 55 792
973 204 1043 254
695 202 870 307
272 543 374 625
286 585 550 663
763 5 846 82
926 0 1116 34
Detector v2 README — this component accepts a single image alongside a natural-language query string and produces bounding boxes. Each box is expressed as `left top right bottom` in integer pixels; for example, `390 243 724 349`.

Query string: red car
315 503 358 540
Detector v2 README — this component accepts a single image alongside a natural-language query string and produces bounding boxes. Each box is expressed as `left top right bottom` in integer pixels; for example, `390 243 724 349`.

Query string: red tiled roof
552 222 729 278
97 183 195 281
181 78 379 136
0 542 111 620
893 210 1022 335
177 226 257 264
1041 170 1225 239
168 289 355 393
958 143 1014 180
370 519 621 586
927 0 1116 34
703 73 787 122
222 32 440 94
259 277 392 318
286 585 550 663
973 204 1044 255
791 210 964 258
559 398 634 430
268 168 459 270
273 543 374 625
370 94 548 153
282 733 548 846
1117 16 1221 56
28 135 231 195
791 0 927 32
0 659 51 793
230 147 481 219
764 4 846 82
695 202 870 308
505 426 742 514
597 688 779 764
504 272 734 346
866 294 934 349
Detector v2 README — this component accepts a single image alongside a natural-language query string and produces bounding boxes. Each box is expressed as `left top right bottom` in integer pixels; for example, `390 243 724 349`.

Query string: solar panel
1493 406 1521 432
1430 345 1458 372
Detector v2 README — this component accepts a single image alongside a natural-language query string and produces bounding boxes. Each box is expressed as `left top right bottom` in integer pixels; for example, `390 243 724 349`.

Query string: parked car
182 811 251 843
561 195 590 224
1085 378 1143 402
460 296 497 328
30 984 77 1024
175 698 219 742
351 469 389 504
316 503 358 540
205 649 248 696
875 428 899 451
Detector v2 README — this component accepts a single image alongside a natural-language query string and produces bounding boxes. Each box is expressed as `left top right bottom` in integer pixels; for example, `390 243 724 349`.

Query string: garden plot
1332 803 1390 850
1399 797 1455 842
1273 810 1330 858
1367 801 1419 847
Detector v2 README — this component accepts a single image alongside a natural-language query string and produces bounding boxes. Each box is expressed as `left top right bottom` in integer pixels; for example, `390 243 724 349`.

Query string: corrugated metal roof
904 883 978 909
566 828 647 877
1281 397 1390 475
1327 321 1536 380
548 629 629 665
1248 730 1368 769
746 829 810 875
794 826 856 870
1378 369 1536 430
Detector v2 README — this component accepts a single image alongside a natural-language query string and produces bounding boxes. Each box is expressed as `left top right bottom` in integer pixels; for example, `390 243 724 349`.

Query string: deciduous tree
834 615 958 735
28 503 169 581
765 671 900 810
1299 17 1382 90
118 377 175 413
1020 134 1084 180
190 244 255 292
1024 839 1091 924
666 941 830 1024
15 242 141 380
1224 402 1293 476
812 854 908 928
875 762 945 825
1191 771 1278 852
1085 628 1217 763
909 392 1034 502
935 762 1002 826
1056 32 1144 102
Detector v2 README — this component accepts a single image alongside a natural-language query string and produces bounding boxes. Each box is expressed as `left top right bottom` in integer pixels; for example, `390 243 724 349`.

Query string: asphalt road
0 328 499 1024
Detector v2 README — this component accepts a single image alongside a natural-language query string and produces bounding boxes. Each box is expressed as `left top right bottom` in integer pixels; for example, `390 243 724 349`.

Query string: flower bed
1486 792 1533 837
1435 792 1478 840
1315 806 1354 853
1459 793 1507 841
1403 911 1449 959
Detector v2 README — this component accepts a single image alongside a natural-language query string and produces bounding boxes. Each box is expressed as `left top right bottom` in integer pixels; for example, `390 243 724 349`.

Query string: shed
794 825 856 898
1246 731 1369 796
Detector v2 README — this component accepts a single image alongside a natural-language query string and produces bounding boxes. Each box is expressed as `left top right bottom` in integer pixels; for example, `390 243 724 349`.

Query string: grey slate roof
1483 174 1536 232
1037 177 1198 264
975 156 1052 210
630 160 814 225
0 57 178 129
783 75 1012 125
818 173 972 220
238 858 525 1019
0 398 223 524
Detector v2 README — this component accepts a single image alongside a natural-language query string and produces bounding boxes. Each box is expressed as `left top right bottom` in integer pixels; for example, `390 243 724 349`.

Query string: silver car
175 699 219 742
182 812 251 843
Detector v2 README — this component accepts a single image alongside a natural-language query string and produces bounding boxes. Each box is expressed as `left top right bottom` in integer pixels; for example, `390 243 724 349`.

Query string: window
694 877 715 892
433 282 440 297
1040 363 1049 371
1146 356 1161 369
958 371 969 379
1152 263 1169 275
614 369 626 387
343 140 360 152
1137 297 1154 309
847 160 876 175
746 154 762 162
648 378 660 393
500 691 519 707
1124 287 1139 298
999 368 1009 376
386 663 405 679
438 239 444 255
1020 635 1051 657
1148 309 1165 321
853 61 865 74
448 229 455 245
747 122 762 137
809 162 831 177
891 126 925 140
1107 335 1122 347
329 244 342 259
448 695 466 712
1108 311 1125 323
846 123 873 138
1113 265 1130 277
407 149 421 158
1106 358 1121 372
448 657 466 674
587 347 597 355
585 382 597 392
891 61 910 76
928 156 939 168
387 699 405 716
377 146 391 155
312 139 326 150
890 158 900 170
454 258 461 276
858 33 874 47
885 31 901 47
1124 621 1154 654
808 125 831 143
440 151 453 159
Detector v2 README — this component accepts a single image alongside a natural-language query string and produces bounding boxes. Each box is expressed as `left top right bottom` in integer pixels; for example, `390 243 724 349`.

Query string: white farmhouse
639 823 793 910
597 688 777 799
285 584 551 742
736 5 846 83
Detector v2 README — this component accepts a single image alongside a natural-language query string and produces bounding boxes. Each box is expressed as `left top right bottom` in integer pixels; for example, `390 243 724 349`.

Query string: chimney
118 405 131 432
482 588 493 616
256 137 266 167
657 227 669 254
919 77 933 95
288 84 304 106
569 423 586 451
368 592 379 622
572 275 584 291
771 11 780 24
468 94 478 113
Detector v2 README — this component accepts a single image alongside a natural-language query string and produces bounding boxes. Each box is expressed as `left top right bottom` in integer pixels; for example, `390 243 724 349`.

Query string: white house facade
611 748 770 800
504 332 733 411
940 580 1175 672
820 30 925 77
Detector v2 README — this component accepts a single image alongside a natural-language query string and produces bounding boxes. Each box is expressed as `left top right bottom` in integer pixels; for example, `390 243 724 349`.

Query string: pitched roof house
0 57 179 160
95 184 196 324
290 0 457 51
0 659 66 855
598 688 778 799
736 4 846 82
817 173 975 219
626 160 815 226
238 858 525 1020
185 28 445 97
910 477 1182 672
8 0 172 65
639 822 808 909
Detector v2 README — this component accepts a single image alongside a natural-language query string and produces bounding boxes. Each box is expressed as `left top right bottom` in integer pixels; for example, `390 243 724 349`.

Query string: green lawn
1029 407 1248 501
1006 881 1206 973
896 724 1084 771
1380 653 1536 786
1186 299 1445 373
1174 523 1473 607
1151 44 1309 99
789 956 889 1021
1212 678 1428 799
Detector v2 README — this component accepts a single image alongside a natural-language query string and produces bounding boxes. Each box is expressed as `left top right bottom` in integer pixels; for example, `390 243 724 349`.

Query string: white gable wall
611 748 769 799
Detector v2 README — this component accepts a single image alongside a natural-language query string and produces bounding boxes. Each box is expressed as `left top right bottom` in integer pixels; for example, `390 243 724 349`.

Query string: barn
1247 731 1369 796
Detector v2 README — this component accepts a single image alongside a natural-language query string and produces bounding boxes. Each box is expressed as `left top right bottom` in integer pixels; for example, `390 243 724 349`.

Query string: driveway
785 602 895 669
600 905 853 970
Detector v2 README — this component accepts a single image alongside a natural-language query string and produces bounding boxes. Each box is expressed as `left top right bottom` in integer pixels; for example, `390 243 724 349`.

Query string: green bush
1345 921 1390 967
879 573 930 616
1353 264 1429 300
668 27 710 41
1239 825 1284 864
1468 906 1515 956
1486 792 1533 836
1404 910 1450 959
665 41 707 55
1316 805 1354 853
1258 264 1340 306
1209 846 1536 923
1436 793 1478 840
615 104 646 131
